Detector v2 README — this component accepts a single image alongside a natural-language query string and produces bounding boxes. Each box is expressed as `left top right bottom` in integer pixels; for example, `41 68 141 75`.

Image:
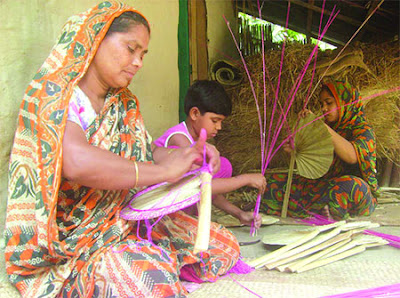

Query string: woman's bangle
134 161 139 188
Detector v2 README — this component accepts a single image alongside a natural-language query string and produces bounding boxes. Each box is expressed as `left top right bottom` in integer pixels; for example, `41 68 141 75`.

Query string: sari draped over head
323 79 379 196
6 2 240 296
261 80 378 218
6 0 153 293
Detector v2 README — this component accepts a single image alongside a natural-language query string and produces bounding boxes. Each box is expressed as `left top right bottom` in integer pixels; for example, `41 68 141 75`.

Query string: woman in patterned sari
261 79 379 219
5 2 240 297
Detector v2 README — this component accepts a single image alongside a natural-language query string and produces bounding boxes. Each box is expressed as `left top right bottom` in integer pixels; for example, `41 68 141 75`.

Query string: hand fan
121 169 205 220
281 113 334 218
294 113 334 179
121 167 213 253
217 214 279 227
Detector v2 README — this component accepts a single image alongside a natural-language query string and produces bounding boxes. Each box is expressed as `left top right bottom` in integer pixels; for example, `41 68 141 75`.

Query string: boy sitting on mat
155 80 266 228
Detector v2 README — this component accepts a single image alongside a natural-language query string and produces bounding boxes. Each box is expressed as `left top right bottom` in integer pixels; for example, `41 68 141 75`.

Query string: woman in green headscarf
261 79 378 219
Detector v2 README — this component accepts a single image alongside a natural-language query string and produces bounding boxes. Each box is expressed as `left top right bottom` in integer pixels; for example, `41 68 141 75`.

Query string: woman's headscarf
323 79 379 195
6 1 150 272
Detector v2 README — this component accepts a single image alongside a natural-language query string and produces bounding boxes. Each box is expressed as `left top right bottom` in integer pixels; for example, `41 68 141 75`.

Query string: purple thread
257 1 338 234
228 274 263 298
227 258 255 275
199 251 207 277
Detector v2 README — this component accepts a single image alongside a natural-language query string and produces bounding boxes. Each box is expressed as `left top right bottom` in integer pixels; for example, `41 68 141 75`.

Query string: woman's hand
298 108 314 119
155 128 220 182
204 142 220 175
156 147 201 183
282 140 293 154
282 109 315 154
325 125 358 164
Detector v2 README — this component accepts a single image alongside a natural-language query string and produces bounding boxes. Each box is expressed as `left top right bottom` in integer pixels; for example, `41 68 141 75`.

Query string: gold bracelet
134 161 139 189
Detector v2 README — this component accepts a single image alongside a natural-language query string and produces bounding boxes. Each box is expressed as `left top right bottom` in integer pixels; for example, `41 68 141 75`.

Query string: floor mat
188 227 400 298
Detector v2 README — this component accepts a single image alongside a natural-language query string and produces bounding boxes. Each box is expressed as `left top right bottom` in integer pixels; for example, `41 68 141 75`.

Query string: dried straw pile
215 41 400 176
355 41 400 165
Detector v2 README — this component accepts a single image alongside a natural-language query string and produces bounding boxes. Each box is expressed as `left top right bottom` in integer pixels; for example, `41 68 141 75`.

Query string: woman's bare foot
321 205 333 220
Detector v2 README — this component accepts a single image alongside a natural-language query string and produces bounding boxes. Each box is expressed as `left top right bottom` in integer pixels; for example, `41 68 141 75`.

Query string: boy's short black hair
184 80 232 116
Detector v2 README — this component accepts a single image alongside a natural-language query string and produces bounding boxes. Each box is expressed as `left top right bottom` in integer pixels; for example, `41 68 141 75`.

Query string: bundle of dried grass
215 41 400 176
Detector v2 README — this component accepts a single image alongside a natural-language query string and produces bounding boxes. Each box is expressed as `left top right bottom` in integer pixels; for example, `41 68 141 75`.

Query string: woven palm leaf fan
281 113 334 218
121 168 213 253
294 113 334 179
216 213 279 227
121 171 202 220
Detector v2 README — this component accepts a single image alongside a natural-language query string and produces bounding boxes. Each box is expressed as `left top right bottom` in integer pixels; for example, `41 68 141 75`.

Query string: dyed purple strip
228 274 263 298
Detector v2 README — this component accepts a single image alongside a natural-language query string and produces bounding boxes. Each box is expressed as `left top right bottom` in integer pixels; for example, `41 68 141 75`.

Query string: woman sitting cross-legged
4 2 240 297
261 79 379 220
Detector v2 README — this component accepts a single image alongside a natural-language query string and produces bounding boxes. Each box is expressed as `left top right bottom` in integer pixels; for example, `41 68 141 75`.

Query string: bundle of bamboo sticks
247 221 388 273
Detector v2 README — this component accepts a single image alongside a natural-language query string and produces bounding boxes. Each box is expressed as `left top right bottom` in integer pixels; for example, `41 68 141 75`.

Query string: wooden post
282 151 295 218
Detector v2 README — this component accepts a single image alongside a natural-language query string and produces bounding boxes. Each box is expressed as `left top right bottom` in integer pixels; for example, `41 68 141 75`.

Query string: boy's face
193 110 226 140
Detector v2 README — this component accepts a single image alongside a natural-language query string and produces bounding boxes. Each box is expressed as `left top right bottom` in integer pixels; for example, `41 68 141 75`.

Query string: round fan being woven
121 170 203 221
294 113 334 179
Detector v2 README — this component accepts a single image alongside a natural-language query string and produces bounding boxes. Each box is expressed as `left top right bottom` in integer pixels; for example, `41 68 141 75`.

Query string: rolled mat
210 60 243 86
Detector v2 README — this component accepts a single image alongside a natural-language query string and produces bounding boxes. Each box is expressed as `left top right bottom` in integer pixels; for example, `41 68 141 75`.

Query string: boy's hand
243 173 266 193
239 211 262 229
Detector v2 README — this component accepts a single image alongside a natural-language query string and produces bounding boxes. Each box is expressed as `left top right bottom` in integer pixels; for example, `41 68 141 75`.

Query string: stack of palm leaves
247 221 388 273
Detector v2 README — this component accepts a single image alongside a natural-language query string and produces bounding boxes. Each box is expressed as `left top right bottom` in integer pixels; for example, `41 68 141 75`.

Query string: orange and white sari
5 2 239 297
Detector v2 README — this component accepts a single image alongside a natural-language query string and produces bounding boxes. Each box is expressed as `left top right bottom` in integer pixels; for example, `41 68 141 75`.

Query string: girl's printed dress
5 2 239 297
261 80 379 219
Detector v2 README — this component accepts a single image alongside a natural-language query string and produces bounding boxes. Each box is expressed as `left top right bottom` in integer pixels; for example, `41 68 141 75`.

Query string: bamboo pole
281 151 296 218
193 172 213 254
